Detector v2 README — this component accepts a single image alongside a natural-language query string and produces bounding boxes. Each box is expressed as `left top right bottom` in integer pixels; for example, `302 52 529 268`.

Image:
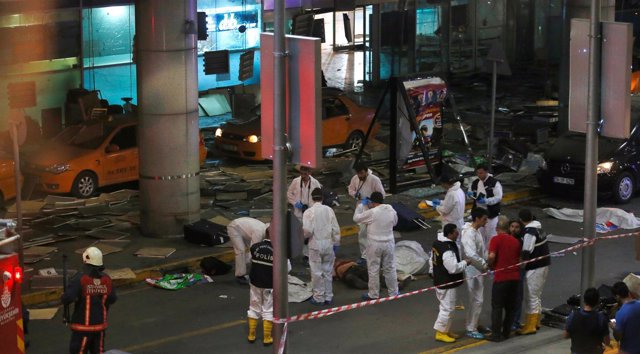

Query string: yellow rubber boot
247 318 258 343
536 313 542 329
447 332 460 339
435 330 456 343
517 314 538 335
263 320 274 346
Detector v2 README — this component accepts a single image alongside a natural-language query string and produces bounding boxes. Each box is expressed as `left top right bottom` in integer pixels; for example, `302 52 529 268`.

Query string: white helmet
82 247 103 266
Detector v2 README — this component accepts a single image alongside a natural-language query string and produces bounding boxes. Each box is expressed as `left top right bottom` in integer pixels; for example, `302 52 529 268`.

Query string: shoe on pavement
361 293 375 301
324 299 334 306
236 275 250 285
466 331 485 339
309 298 324 306
486 335 503 342
447 332 460 339
435 331 456 343
455 304 465 310
477 325 493 335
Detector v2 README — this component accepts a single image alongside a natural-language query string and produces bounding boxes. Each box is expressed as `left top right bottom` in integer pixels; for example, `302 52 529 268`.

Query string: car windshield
53 122 114 150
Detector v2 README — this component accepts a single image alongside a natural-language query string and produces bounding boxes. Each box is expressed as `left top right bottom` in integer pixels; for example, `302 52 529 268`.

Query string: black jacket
250 239 274 289
432 240 464 289
61 266 117 332
471 176 501 218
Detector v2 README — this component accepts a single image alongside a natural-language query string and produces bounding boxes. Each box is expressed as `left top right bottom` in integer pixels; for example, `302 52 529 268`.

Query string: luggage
183 219 229 246
390 202 429 231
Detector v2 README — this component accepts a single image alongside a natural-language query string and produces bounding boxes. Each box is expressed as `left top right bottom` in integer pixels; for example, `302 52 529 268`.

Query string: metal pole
9 122 24 271
487 60 497 171
272 0 288 352
581 0 600 293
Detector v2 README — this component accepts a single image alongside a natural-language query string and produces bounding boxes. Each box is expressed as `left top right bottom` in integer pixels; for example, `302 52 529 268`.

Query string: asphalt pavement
24 194 640 354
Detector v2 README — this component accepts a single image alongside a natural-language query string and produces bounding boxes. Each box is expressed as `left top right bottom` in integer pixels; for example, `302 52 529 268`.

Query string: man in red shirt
487 215 521 342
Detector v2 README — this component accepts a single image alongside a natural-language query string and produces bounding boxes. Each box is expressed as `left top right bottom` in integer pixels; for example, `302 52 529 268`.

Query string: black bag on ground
322 189 340 207
391 202 427 231
184 219 229 246
200 256 231 276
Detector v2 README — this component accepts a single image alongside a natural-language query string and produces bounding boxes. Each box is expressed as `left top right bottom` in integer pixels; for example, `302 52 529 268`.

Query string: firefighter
61 247 117 354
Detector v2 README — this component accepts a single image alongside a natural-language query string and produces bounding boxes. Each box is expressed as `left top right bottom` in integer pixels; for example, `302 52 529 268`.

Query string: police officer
348 162 385 263
303 188 341 306
247 228 275 346
518 208 550 335
468 164 503 247
227 217 267 285
62 247 117 354
432 224 470 343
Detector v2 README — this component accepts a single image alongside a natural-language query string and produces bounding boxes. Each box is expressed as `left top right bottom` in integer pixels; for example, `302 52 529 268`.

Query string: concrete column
136 0 200 237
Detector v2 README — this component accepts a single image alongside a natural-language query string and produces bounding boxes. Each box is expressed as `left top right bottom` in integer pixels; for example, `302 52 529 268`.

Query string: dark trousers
70 331 105 354
512 269 525 325
491 280 519 339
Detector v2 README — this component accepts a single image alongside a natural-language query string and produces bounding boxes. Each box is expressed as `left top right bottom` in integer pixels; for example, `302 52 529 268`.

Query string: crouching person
432 224 469 343
247 228 275 346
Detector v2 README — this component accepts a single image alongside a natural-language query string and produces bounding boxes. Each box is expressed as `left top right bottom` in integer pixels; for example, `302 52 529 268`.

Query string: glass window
108 125 137 151
324 98 349 118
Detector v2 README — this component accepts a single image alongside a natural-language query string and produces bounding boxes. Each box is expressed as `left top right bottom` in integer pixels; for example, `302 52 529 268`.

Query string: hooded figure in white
353 191 398 299
348 163 385 260
460 208 490 338
435 180 466 231
303 188 341 304
227 217 268 279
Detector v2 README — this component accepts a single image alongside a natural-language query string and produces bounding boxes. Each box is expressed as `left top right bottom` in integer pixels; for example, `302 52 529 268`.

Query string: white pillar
136 0 200 237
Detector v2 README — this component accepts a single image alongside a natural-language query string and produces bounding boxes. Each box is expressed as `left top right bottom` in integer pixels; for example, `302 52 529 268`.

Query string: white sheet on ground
288 275 313 303
543 207 640 229
395 240 430 277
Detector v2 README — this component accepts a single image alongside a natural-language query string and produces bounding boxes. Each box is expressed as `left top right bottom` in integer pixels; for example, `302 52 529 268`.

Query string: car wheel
613 171 634 204
345 131 365 150
72 171 98 199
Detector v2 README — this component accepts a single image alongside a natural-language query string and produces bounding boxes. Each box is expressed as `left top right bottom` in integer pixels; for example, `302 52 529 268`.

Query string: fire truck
0 220 24 354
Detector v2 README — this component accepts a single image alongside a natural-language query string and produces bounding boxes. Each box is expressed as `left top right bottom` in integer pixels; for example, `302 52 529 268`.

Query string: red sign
0 253 24 354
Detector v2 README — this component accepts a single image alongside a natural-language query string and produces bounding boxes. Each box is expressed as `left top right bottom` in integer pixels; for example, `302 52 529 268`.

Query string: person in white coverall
461 207 490 339
467 164 503 248
348 162 385 262
228 217 268 284
353 191 398 300
287 165 322 259
303 188 341 306
432 223 470 343
432 176 466 231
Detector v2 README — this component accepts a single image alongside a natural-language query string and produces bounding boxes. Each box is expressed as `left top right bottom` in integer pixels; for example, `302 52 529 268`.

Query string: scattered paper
134 247 176 258
38 267 58 276
104 268 137 280
24 246 58 256
29 307 59 320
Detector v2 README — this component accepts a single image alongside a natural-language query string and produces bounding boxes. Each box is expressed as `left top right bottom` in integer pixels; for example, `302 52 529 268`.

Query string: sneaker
477 325 493 335
309 298 324 306
361 293 375 301
324 299 334 306
466 331 485 339
486 334 503 342
235 275 249 285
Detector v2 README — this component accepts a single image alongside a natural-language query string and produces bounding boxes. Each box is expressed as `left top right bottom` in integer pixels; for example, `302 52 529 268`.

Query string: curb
23 188 542 307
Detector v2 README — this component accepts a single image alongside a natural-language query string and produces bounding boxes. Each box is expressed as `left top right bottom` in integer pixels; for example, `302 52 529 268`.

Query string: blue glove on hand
361 197 369 206
295 201 304 209
333 245 339 254
466 190 474 198
477 197 487 205
431 199 441 207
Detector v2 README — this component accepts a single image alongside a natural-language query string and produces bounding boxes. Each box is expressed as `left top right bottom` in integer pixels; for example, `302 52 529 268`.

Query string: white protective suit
460 222 488 332
473 175 503 246
227 217 267 277
353 202 398 299
522 220 549 314
436 181 466 231
348 169 385 259
303 202 341 303
287 175 322 220
433 233 468 333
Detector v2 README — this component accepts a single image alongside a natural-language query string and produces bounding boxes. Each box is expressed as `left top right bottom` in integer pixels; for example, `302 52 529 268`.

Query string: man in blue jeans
564 287 610 354
611 281 640 354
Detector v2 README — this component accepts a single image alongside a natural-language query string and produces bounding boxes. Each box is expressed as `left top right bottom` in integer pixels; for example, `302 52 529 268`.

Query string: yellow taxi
23 117 207 198
0 154 18 207
214 88 378 161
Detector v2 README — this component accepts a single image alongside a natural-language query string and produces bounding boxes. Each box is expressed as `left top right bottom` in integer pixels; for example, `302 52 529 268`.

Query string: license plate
220 143 238 152
553 176 575 185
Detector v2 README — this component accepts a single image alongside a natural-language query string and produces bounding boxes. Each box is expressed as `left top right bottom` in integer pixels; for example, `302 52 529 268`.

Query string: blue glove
466 190 474 198
361 197 369 206
333 245 339 254
431 199 441 207
295 201 304 209
477 197 487 205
